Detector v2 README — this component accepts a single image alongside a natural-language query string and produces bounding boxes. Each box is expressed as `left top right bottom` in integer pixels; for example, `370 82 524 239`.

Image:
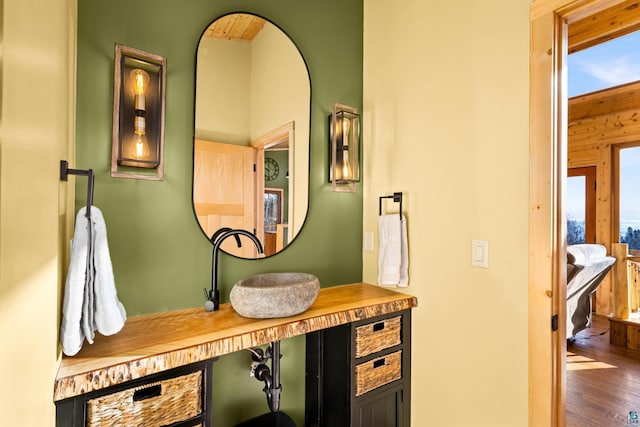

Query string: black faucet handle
204 288 219 312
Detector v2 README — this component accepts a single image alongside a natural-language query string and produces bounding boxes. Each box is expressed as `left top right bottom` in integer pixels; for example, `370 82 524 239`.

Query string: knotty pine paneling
568 0 640 53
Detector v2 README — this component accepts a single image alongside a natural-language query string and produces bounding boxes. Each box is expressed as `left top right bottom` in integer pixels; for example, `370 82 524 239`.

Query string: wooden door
193 139 258 257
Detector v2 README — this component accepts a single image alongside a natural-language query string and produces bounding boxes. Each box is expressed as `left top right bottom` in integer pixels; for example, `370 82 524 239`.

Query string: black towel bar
379 192 403 217
60 160 94 218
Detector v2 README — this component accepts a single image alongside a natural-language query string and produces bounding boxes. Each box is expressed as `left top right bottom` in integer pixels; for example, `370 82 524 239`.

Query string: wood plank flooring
567 315 640 426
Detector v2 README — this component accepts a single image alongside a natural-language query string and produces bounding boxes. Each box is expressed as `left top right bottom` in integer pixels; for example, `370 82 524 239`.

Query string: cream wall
0 0 76 425
249 24 309 140
363 1 530 425
195 37 251 145
250 24 310 237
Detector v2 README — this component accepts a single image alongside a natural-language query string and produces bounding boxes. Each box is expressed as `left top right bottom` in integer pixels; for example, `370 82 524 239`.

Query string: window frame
613 141 640 255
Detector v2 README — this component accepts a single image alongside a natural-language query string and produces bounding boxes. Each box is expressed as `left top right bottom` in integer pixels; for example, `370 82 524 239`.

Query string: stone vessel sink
229 272 320 319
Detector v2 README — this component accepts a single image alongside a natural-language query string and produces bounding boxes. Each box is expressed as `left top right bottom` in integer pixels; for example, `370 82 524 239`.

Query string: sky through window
568 31 640 97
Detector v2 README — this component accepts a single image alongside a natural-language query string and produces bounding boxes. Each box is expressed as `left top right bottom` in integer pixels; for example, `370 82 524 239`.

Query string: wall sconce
111 44 166 180
329 102 360 192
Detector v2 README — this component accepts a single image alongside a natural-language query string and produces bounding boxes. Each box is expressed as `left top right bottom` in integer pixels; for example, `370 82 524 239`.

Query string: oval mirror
193 14 310 258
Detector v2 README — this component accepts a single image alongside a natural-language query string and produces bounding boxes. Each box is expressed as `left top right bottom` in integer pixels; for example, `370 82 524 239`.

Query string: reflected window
264 191 281 233
263 188 284 256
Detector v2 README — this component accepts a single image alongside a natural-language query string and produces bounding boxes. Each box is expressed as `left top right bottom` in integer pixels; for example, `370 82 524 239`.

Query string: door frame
529 0 635 425
252 121 295 245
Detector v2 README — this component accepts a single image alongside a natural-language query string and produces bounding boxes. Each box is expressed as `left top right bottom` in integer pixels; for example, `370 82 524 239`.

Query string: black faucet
204 228 264 311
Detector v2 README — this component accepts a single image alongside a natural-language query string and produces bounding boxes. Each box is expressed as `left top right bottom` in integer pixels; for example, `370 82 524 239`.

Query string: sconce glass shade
118 134 159 168
329 103 360 192
117 66 161 169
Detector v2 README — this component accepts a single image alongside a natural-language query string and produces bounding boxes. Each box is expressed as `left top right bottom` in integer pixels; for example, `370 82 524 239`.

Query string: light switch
364 231 374 252
471 240 489 268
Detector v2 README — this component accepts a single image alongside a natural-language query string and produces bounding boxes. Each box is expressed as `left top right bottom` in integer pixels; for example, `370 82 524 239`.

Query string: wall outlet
364 231 374 251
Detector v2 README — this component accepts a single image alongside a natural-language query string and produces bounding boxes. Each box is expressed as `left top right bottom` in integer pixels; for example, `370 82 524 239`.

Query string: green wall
76 0 363 425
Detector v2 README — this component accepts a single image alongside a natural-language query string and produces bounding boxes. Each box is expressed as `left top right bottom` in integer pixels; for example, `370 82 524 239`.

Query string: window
567 167 596 245
615 145 640 252
567 175 585 244
568 30 640 97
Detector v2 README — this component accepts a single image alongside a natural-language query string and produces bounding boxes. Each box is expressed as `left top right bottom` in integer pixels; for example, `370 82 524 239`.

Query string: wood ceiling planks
204 14 266 42
569 0 640 53
569 81 640 121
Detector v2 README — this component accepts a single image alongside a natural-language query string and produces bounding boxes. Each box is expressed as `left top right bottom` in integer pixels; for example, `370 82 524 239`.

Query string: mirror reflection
193 14 310 258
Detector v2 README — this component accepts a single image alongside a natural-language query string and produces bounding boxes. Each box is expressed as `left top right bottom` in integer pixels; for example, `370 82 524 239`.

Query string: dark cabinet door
353 384 404 427
306 310 411 427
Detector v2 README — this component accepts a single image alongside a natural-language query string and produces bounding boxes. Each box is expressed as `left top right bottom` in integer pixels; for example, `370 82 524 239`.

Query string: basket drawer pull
355 350 402 396
355 316 402 358
133 384 162 402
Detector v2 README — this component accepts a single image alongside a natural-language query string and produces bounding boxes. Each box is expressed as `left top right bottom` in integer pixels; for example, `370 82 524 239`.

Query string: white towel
60 206 126 356
378 214 409 287
60 208 91 356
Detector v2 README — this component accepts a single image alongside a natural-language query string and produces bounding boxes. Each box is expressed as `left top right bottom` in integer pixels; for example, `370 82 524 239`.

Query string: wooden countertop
54 283 417 401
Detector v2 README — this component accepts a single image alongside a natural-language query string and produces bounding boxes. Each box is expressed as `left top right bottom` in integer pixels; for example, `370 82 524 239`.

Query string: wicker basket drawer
355 316 402 358
355 350 402 396
86 370 203 427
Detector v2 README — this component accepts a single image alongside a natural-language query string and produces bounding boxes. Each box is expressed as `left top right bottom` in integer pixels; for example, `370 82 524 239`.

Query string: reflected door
193 139 258 257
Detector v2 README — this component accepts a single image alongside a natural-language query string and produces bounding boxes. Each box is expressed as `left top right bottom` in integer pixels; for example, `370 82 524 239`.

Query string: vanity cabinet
305 310 411 427
55 360 212 427
53 284 417 427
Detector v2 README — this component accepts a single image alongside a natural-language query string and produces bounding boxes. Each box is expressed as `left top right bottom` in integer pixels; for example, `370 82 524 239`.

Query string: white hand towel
60 209 91 356
90 206 126 336
399 216 409 286
60 206 126 356
378 214 409 287
81 214 95 344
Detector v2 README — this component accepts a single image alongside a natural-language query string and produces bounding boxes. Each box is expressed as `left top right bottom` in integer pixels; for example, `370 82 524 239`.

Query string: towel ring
379 192 403 218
